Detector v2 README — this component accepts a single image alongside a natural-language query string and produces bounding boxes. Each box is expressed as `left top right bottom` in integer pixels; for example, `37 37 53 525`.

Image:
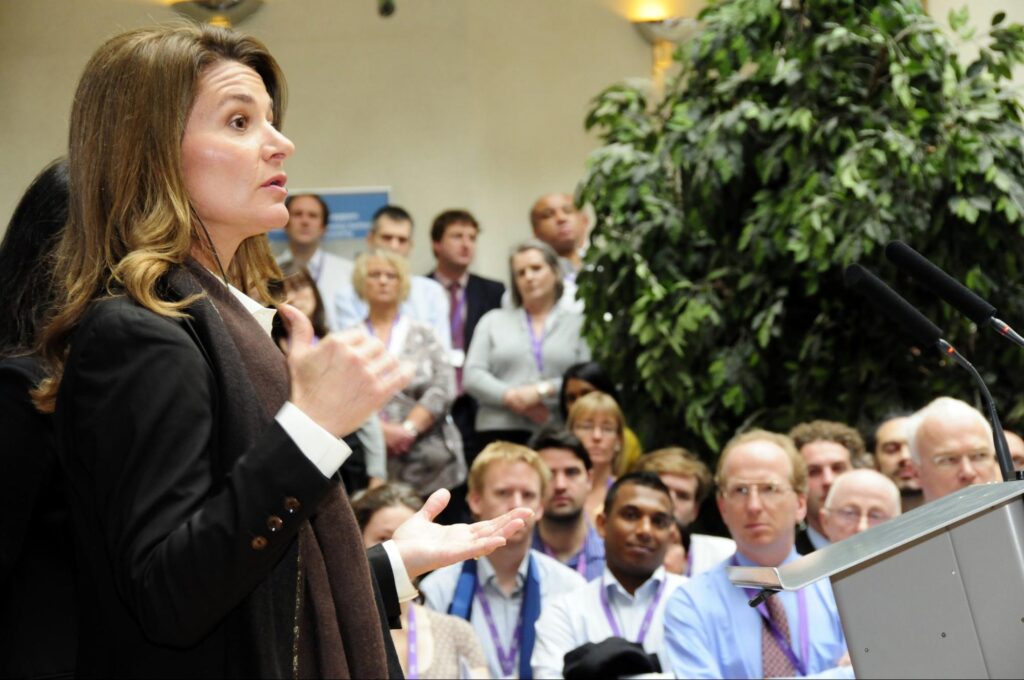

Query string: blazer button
267 515 284 532
284 497 301 514
251 535 268 551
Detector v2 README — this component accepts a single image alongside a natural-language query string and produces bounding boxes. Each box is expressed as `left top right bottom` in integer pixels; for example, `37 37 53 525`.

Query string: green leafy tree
578 0 1024 459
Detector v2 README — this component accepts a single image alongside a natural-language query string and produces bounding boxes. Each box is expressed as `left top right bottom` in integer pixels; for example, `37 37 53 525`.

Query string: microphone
885 240 1024 348
844 264 1015 482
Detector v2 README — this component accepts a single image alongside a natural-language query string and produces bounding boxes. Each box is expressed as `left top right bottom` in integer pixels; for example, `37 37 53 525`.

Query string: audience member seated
420 442 585 679
530 428 606 581
275 192 352 330
0 158 76 679
427 209 505 525
528 193 588 313
664 430 851 679
819 469 901 543
907 397 1000 503
335 205 452 347
1004 430 1024 472
532 473 685 678
464 239 590 448
560 361 643 475
788 420 863 554
351 250 465 496
568 392 626 522
354 484 490 679
870 413 923 512
632 447 736 576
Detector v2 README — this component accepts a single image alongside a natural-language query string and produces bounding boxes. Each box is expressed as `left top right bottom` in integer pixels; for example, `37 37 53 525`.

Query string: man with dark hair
532 472 685 678
531 428 605 581
869 413 924 512
276 192 353 330
788 420 864 554
333 204 451 346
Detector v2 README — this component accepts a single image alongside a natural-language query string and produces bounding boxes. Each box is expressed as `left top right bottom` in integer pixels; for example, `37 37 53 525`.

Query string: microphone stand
936 339 1017 482
987 316 1024 350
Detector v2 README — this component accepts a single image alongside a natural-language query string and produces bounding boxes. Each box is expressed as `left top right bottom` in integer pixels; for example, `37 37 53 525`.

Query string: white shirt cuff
275 401 351 478
382 539 419 602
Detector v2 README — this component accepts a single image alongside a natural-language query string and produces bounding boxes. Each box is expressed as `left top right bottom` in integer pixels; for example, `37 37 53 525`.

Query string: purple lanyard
541 540 588 577
406 604 420 679
365 315 400 351
731 556 809 676
599 578 667 645
475 583 524 677
524 311 547 374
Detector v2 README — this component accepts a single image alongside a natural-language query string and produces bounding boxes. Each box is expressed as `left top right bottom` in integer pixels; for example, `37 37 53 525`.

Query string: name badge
450 349 466 367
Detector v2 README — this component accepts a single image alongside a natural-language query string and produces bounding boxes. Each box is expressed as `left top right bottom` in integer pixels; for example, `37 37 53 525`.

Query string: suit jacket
428 271 505 349
55 268 400 678
795 526 817 556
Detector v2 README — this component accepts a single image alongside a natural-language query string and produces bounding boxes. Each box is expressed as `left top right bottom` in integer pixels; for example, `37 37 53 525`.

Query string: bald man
907 397 1000 503
530 193 588 275
820 469 901 543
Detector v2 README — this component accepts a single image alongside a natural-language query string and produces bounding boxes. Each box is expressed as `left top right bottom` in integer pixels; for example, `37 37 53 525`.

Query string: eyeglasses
825 506 891 527
930 451 994 470
573 422 617 436
719 481 793 504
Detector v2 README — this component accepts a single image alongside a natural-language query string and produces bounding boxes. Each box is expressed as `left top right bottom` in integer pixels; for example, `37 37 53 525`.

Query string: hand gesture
280 304 413 438
391 488 533 578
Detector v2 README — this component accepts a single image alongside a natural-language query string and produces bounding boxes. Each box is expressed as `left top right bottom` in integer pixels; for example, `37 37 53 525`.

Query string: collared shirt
686 533 737 577
663 548 852 679
228 281 416 602
419 549 586 678
334 274 452 349
806 524 831 551
275 247 354 331
532 523 606 581
531 566 686 679
431 269 471 291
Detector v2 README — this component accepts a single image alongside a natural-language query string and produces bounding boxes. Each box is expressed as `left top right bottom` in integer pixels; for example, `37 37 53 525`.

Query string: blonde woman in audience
354 484 490 679
352 250 465 496
464 239 591 449
568 391 626 522
559 361 643 475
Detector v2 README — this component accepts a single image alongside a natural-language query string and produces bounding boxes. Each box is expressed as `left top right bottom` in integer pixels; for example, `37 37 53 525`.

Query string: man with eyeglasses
906 397 1000 503
820 469 901 543
663 430 851 678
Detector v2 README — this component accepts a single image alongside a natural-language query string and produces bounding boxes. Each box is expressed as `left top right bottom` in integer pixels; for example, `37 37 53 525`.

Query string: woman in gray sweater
464 239 591 448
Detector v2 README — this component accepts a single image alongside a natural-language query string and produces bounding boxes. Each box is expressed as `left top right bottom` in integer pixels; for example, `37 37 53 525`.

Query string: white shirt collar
226 283 276 338
603 565 667 602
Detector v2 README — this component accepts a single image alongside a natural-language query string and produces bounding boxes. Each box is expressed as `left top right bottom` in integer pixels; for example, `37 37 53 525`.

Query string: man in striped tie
662 430 853 678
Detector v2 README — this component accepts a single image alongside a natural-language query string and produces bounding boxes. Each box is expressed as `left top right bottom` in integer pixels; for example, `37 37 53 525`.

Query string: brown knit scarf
190 262 389 678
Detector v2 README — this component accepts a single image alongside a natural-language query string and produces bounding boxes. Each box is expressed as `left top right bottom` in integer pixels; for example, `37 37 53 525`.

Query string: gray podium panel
728 483 1024 679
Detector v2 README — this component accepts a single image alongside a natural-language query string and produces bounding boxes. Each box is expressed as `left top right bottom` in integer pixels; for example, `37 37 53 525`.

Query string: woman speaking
36 24 525 677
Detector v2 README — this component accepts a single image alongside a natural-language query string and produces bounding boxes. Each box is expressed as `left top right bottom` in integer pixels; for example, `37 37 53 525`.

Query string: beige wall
0 0 655 283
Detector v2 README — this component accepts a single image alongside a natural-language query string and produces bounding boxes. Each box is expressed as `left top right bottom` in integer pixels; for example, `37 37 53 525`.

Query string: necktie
448 281 464 392
761 596 797 677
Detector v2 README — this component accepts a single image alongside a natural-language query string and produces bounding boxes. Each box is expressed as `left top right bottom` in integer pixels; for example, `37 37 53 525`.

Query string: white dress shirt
531 566 686 679
420 549 586 678
227 282 415 601
276 247 354 331
687 533 737 577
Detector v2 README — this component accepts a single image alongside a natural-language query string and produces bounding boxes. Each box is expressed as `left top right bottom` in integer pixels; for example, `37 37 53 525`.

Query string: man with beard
871 414 924 512
531 428 605 581
531 472 684 678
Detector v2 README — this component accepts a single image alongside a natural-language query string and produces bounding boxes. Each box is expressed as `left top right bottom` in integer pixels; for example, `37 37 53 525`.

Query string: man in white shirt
420 442 585 678
275 193 353 331
532 472 686 679
333 205 452 347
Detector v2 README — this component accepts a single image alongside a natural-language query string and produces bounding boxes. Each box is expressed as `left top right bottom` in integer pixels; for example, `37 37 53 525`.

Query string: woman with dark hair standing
0 159 75 679
464 239 591 447
34 24 525 677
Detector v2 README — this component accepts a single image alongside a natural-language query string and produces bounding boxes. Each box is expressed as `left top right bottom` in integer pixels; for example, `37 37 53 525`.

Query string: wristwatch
401 420 419 436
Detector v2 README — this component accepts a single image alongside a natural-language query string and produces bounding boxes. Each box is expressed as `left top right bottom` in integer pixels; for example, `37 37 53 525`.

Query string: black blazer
428 271 505 349
55 276 400 677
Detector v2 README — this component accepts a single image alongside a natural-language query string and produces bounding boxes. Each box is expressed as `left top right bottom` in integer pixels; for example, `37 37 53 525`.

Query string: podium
728 482 1024 679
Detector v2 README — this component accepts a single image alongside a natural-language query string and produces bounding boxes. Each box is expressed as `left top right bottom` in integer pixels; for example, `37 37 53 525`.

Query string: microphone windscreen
844 264 943 346
885 240 996 324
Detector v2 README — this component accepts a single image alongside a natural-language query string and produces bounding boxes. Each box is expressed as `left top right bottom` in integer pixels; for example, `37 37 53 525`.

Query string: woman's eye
229 115 248 130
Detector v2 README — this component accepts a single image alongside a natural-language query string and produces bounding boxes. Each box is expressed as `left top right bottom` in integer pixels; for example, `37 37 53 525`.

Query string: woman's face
512 248 557 307
564 377 597 414
572 410 621 469
361 504 416 548
364 257 401 308
181 60 294 258
286 282 318 321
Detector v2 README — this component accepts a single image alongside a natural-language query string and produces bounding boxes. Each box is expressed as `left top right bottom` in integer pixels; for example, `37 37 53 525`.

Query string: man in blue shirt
663 429 852 678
